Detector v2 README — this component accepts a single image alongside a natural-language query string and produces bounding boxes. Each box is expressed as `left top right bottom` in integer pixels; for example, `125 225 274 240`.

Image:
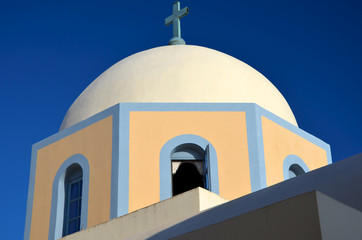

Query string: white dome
60 45 297 130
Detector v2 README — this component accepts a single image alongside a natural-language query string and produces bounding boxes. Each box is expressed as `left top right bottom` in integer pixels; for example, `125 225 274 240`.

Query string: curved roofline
60 45 297 130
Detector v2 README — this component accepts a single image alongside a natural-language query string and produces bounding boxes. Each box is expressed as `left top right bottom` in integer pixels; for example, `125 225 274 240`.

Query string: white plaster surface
61 188 228 240
60 45 297 130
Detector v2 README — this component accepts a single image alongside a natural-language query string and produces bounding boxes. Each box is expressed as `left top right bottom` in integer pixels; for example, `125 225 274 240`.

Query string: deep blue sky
1 0 361 239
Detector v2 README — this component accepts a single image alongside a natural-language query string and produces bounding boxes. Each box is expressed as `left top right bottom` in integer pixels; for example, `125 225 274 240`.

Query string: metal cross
165 1 189 45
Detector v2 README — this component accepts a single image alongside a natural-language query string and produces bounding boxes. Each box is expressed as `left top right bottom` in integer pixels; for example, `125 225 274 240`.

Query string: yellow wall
129 111 250 212
30 108 330 240
30 116 113 240
262 116 328 186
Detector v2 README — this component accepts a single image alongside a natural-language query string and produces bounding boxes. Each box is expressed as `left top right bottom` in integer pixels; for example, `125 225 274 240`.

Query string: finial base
168 37 186 45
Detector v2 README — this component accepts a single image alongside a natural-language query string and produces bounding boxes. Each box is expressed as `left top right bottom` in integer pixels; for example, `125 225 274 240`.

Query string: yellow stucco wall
30 116 113 240
129 111 250 212
262 116 328 186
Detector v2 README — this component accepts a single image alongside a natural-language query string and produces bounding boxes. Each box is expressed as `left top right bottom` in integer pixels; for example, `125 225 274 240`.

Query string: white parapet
62 187 228 240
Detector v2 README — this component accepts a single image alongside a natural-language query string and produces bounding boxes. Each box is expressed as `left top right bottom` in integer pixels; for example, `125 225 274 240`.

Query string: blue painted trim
33 105 119 150
25 105 119 240
283 155 310 180
24 145 38 240
159 134 219 201
326 144 333 164
110 104 123 219
48 154 90 240
118 102 331 164
116 104 130 217
117 103 330 155
257 105 331 154
25 101 332 237
246 105 267 192
120 102 253 112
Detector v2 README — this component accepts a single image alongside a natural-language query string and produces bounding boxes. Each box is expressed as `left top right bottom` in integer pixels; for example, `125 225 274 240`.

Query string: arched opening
159 134 219 200
171 143 209 196
63 164 83 237
289 164 305 179
172 163 204 195
283 155 309 181
49 154 89 240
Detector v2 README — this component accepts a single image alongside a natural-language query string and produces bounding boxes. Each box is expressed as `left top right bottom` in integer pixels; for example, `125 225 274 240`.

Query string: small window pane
68 201 78 219
68 219 79 234
70 182 80 199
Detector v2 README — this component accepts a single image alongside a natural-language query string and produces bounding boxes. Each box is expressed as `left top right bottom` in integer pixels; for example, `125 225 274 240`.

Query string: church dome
60 45 297 130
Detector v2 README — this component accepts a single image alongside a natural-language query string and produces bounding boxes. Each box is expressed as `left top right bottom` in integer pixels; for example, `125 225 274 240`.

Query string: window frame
160 134 219 201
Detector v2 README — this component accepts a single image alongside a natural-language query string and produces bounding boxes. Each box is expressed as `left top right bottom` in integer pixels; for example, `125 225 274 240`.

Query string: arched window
283 155 309 180
288 164 305 178
159 134 219 201
171 143 210 196
63 164 83 237
49 154 89 240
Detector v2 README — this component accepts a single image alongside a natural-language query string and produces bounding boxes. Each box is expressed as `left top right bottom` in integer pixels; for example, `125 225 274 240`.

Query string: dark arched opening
289 164 305 179
172 162 204 196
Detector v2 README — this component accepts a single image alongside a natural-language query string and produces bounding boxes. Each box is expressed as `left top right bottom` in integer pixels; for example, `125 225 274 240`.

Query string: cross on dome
165 1 189 45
